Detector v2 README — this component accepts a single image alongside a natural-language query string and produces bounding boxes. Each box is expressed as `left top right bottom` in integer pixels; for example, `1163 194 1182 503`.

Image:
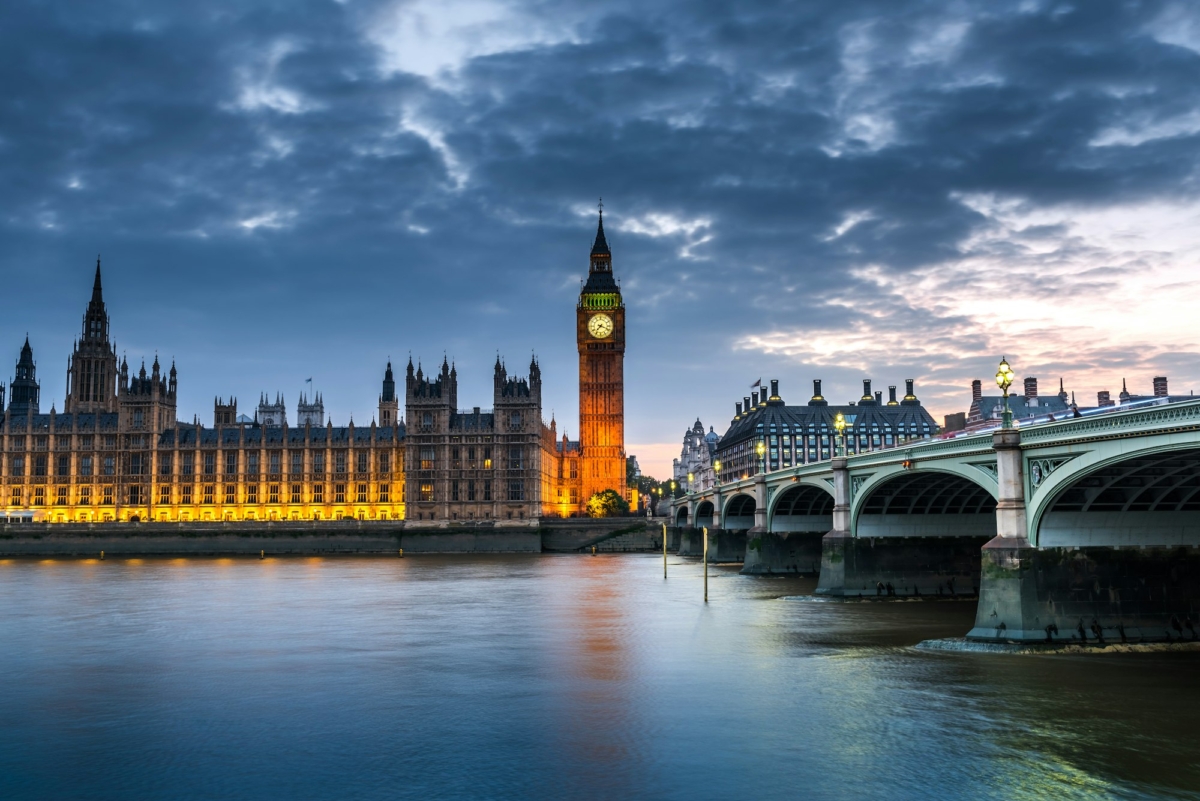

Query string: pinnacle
590 208 610 256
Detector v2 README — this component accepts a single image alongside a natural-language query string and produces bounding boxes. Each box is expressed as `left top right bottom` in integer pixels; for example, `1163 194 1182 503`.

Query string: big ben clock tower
577 208 627 503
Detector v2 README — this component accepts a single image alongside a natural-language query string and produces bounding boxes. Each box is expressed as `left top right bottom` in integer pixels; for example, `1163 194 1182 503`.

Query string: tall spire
591 203 610 257
81 256 110 344
92 256 104 303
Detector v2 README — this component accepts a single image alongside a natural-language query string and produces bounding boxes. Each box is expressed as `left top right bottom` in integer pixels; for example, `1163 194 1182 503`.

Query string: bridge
670 398 1200 644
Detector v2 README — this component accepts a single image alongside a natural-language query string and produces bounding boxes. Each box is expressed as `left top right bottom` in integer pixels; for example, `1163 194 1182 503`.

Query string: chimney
744 396 752 414
1153 376 1168 397
888 386 898 405
1097 390 1113 407
971 379 982 402
902 379 918 405
735 401 742 418
809 380 827 406
862 379 872 400
1024 377 1038 399
770 379 779 400
751 390 760 407
874 391 882 404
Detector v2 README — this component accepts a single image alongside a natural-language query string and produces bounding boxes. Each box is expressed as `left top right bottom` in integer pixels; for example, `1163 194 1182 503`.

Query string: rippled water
1 554 1198 800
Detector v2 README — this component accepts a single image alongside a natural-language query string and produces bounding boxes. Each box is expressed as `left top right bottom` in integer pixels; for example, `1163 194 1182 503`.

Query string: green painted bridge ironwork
670 398 1200 644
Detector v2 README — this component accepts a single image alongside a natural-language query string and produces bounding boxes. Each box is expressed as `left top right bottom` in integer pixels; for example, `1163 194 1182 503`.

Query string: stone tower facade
64 259 119 414
214 397 238 426
117 355 178 436
297 392 324 427
257 393 287 426
403 356 544 522
378 362 399 427
576 211 627 504
8 337 40 415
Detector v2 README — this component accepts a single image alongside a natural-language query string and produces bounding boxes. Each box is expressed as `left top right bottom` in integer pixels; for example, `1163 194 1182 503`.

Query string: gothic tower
576 209 627 502
8 337 40 415
64 258 119 413
378 361 399 427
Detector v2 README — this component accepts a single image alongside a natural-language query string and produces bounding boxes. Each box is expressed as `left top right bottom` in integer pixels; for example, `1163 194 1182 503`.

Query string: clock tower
577 210 627 504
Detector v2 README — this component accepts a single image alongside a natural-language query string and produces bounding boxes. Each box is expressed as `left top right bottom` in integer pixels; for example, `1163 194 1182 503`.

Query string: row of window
4 434 149 451
419 446 524 471
4 450 396 478
9 483 397 507
417 479 525 502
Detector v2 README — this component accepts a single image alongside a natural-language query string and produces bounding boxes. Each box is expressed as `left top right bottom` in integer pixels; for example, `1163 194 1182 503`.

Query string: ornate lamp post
833 412 847 458
755 439 766 474
996 357 1016 429
687 471 694 493
670 479 677 498
713 459 722 488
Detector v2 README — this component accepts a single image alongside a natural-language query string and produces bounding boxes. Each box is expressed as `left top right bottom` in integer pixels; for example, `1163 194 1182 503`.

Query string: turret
378 361 399 427
901 379 920 406
7 337 39 415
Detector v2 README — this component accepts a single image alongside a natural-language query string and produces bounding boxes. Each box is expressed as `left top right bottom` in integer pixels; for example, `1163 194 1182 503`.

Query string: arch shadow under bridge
818 468 996 599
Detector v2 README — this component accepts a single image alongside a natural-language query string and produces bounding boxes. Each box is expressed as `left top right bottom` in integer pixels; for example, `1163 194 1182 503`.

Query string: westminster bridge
669 397 1200 644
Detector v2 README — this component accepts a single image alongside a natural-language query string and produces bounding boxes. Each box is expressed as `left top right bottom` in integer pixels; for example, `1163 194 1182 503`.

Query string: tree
586 489 630 518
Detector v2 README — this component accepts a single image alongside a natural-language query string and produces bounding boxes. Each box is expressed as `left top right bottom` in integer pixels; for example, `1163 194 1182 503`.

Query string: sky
2 0 1200 479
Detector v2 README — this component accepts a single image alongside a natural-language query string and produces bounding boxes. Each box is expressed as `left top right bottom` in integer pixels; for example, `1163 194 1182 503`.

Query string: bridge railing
1017 396 1200 444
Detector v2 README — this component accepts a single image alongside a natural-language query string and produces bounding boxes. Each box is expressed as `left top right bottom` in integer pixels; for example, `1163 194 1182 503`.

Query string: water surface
1 554 1197 800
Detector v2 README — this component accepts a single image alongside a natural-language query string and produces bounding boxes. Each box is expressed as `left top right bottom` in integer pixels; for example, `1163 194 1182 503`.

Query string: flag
750 378 761 389
306 377 312 384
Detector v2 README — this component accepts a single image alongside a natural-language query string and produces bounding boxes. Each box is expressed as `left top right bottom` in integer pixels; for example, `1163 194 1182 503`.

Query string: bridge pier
707 527 747 563
969 544 1200 643
742 530 823 575
816 457 986 598
969 429 1200 643
677 526 703 556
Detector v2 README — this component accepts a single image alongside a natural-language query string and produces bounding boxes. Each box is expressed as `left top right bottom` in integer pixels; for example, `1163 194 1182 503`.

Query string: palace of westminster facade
0 217 627 523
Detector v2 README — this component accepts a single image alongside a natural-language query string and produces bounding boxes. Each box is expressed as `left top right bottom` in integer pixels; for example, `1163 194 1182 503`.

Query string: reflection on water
0 555 1197 800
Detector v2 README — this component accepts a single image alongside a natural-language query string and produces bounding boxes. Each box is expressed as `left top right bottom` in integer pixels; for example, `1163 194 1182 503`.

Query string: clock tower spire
577 205 626 507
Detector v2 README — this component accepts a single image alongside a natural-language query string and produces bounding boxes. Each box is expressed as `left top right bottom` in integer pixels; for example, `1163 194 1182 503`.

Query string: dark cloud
2 0 1199 474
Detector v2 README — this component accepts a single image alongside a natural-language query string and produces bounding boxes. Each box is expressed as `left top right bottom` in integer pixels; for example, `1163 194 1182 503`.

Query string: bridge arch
695 499 716 528
674 506 689 526
1030 444 1200 548
852 468 998 539
768 482 834 533
722 493 757 530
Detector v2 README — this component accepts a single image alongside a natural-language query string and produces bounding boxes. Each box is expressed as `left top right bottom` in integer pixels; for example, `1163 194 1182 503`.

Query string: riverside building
1 215 628 523
714 379 939 483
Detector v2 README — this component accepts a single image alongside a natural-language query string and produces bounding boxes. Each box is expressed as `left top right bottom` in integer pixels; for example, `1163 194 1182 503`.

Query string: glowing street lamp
833 411 847 458
996 357 1016 429
713 459 722 487
687 471 694 493
755 439 766 474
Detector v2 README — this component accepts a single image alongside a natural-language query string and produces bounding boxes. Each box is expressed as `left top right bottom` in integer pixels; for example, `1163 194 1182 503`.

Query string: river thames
1 554 1197 800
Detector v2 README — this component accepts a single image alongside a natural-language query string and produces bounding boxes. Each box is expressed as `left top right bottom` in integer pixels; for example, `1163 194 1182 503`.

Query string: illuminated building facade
402 212 629 519
674 419 720 493
574 211 627 504
715 379 939 483
1 263 404 523
1 215 628 522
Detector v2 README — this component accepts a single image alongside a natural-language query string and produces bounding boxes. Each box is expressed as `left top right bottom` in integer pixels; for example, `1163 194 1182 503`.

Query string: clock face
587 313 614 339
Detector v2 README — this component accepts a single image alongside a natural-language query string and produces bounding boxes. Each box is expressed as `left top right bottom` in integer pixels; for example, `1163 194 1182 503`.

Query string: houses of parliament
0 216 627 524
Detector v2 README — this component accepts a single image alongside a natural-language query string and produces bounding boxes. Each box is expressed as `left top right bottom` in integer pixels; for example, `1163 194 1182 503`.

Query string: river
1 554 1197 800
